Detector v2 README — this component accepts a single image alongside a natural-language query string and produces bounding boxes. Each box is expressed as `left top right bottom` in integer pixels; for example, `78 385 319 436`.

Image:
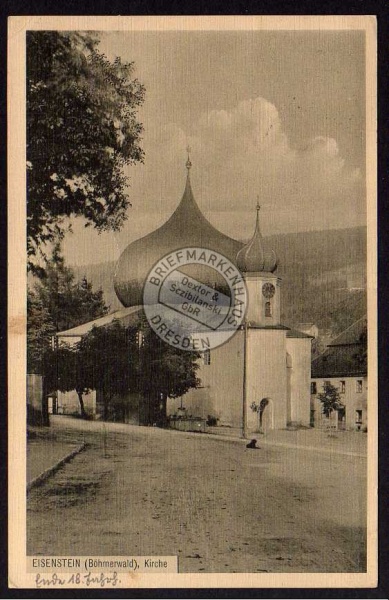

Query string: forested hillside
72 226 367 336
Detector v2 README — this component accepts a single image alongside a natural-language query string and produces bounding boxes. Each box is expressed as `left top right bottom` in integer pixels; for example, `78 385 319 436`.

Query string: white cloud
134 97 364 227
63 96 365 265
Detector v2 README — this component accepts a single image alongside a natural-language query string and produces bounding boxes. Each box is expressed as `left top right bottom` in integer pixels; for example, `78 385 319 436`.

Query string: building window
311 382 317 394
356 380 363 393
265 301 272 317
340 380 346 394
203 350 211 366
136 330 144 347
356 410 362 424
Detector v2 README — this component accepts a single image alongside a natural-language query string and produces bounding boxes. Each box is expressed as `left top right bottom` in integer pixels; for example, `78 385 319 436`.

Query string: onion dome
114 155 244 307
236 203 278 273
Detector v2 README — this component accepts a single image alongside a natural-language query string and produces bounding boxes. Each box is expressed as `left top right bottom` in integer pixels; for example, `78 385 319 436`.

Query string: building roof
286 328 314 339
311 316 367 378
114 163 245 308
327 316 367 346
247 323 290 331
56 306 142 337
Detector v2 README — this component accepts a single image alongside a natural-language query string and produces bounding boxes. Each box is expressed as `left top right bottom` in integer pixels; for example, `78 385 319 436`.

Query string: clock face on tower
262 282 275 299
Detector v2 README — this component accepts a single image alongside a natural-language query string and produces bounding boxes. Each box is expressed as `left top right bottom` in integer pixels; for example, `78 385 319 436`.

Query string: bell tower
236 203 281 326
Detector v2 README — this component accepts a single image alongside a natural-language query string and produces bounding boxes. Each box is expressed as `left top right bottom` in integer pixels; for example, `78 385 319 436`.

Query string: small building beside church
310 317 367 430
57 158 313 433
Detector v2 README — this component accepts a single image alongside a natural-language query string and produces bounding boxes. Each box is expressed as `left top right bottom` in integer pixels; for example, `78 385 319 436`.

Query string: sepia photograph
8 15 377 589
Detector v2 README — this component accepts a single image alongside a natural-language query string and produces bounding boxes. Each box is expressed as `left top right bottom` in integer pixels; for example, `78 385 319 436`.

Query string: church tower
236 203 281 326
237 205 288 433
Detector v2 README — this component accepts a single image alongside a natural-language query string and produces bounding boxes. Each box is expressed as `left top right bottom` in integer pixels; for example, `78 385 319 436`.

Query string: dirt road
27 417 367 573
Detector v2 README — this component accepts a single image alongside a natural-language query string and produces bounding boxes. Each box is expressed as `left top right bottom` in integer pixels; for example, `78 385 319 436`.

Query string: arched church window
265 301 272 317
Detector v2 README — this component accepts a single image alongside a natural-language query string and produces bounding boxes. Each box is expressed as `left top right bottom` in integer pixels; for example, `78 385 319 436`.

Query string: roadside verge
27 443 87 492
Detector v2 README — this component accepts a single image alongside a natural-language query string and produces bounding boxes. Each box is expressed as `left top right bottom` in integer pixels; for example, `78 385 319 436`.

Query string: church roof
236 203 278 274
114 162 244 307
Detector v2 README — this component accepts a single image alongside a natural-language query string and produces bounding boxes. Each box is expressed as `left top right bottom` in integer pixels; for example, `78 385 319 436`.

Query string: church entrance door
259 398 274 433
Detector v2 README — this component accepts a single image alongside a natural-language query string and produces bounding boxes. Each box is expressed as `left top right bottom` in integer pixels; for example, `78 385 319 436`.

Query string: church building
57 158 312 433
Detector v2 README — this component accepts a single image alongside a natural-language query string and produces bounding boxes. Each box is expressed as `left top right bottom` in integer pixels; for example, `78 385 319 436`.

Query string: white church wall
167 330 244 427
167 386 213 421
285 337 311 426
246 329 287 431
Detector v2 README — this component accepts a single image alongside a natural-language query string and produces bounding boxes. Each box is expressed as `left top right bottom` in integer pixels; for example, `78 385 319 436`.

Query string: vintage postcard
8 15 377 589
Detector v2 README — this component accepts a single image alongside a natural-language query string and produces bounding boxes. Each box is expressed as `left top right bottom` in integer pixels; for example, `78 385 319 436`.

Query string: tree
317 382 343 419
43 345 92 418
27 244 110 418
137 318 201 425
42 322 133 420
73 317 201 424
77 321 138 420
27 288 56 373
27 31 145 271
27 244 109 407
27 244 110 417
30 242 109 336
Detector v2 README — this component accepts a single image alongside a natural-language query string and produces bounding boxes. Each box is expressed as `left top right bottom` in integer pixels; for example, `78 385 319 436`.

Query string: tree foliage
43 345 91 417
27 31 145 270
77 320 137 419
137 317 202 425
317 382 343 418
138 316 201 397
62 316 201 423
27 243 109 373
27 288 56 373
34 242 109 331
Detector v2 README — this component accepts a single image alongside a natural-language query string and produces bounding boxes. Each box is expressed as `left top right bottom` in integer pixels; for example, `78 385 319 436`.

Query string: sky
62 29 366 266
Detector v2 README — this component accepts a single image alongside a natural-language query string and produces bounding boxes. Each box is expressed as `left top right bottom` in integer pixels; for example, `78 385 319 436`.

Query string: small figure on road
246 438 259 449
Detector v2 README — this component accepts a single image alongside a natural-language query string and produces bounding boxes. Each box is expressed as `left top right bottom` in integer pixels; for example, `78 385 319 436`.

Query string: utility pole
242 319 249 439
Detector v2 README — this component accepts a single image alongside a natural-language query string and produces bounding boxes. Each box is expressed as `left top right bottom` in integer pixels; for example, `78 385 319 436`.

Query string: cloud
125 95 365 238
63 96 365 265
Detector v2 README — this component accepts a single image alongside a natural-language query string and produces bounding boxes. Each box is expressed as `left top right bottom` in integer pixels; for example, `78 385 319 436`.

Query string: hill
71 226 367 335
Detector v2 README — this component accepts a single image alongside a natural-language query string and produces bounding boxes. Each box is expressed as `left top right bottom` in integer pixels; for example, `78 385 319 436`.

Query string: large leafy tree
27 31 145 271
72 317 201 424
137 318 201 425
43 345 92 418
77 320 137 420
